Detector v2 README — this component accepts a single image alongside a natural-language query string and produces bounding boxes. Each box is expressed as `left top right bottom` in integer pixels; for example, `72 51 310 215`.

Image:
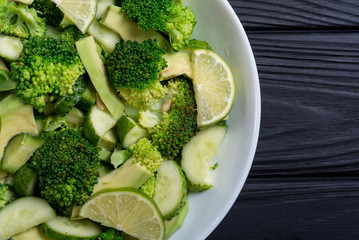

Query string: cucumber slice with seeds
116 115 148 148
14 164 37 196
1 133 44 174
12 227 51 240
181 125 227 191
164 196 188 239
153 160 187 220
39 216 102 240
0 197 56 240
83 105 117 144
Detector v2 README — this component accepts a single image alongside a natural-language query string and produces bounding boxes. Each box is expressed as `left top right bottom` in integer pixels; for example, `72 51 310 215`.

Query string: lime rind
79 187 165 240
192 49 235 127
52 0 97 33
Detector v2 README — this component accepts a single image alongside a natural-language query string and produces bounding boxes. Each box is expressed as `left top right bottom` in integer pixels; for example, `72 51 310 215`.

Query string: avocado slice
0 58 8 71
100 6 171 51
0 98 38 161
76 36 124 120
161 51 193 80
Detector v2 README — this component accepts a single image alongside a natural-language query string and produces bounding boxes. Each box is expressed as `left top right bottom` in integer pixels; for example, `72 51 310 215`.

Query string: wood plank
207 178 359 239
230 0 359 29
244 30 359 176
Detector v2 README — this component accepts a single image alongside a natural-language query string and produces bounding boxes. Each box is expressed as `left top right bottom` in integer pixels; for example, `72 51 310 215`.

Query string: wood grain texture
208 178 359 240
230 0 359 29
207 1 359 239
249 30 359 176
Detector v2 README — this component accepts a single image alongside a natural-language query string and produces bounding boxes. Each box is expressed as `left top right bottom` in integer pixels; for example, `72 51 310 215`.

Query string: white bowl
173 0 261 239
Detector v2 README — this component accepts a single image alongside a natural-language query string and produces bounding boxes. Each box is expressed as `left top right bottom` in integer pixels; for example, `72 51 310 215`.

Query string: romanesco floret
29 128 100 215
97 227 124 240
0 1 46 39
31 0 63 27
139 175 157 197
11 36 85 112
0 183 13 210
121 0 197 50
106 39 168 107
128 138 163 174
150 77 198 158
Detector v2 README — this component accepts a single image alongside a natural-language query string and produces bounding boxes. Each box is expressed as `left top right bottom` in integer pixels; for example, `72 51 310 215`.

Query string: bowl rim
201 0 261 238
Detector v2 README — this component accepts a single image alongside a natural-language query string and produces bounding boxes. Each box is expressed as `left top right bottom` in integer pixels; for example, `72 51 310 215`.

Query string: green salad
0 0 235 239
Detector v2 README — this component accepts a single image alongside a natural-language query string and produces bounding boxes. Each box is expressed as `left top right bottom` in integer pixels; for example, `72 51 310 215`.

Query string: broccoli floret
29 128 100 215
106 39 168 107
61 26 85 44
121 0 196 50
98 227 124 240
31 0 64 27
11 36 85 112
139 175 156 198
0 1 46 39
43 115 68 132
150 77 197 158
181 39 213 51
128 138 163 174
0 183 13 210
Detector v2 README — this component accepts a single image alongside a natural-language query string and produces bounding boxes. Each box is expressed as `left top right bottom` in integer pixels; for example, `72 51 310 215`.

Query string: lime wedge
52 0 97 33
192 49 235 127
79 188 165 240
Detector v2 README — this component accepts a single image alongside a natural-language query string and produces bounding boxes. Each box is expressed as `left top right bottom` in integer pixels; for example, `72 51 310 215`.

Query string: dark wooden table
207 1 359 239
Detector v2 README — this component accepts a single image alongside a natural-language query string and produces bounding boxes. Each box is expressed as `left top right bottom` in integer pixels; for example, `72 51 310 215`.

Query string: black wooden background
207 1 359 239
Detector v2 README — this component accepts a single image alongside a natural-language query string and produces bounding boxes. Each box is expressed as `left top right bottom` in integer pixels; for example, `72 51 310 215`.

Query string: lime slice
79 188 165 240
52 0 97 33
192 49 235 127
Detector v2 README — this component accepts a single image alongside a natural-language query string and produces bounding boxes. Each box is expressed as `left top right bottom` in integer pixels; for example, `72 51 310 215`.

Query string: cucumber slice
0 101 38 160
153 160 187 220
164 196 188 240
39 217 102 240
0 197 56 240
52 76 87 116
98 148 112 162
110 148 132 168
76 83 96 113
116 115 148 148
12 227 51 240
1 134 44 174
83 105 117 145
98 128 117 151
14 164 37 196
181 125 227 191
65 107 85 127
